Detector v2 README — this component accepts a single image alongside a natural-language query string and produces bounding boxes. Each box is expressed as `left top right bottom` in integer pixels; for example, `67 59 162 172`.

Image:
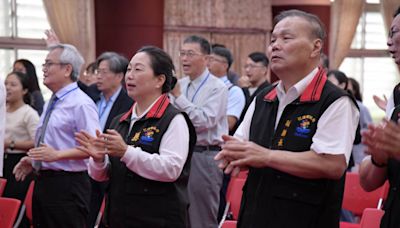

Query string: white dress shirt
0 77 5 176
235 68 359 164
172 69 228 146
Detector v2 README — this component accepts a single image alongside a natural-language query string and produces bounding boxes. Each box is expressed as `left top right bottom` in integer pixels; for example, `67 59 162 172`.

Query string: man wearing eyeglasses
170 35 228 228
13 43 100 228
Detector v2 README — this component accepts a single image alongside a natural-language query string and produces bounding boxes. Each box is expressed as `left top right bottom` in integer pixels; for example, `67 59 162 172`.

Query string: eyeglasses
42 62 67 69
208 56 227 64
244 64 265 69
179 50 203 58
95 69 112 75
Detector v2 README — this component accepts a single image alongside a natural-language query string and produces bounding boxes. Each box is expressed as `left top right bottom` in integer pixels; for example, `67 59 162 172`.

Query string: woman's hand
75 130 106 163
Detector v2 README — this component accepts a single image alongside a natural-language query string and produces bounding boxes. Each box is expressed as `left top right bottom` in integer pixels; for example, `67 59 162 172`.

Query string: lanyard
45 86 78 116
186 73 210 102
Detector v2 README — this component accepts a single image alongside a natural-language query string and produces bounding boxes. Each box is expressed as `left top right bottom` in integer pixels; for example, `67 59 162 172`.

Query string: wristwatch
9 140 15 151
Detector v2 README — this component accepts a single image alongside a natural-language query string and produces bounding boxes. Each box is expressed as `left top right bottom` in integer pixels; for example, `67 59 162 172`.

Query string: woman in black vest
359 6 400 228
76 46 196 228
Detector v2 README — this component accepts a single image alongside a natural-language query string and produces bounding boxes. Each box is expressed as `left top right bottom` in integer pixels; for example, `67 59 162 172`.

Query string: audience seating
221 220 237 228
219 177 246 227
13 181 34 228
359 208 384 228
0 178 7 196
0 197 21 228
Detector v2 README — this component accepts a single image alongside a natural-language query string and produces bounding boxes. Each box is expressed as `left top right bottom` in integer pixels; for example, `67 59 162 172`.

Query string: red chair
13 181 34 228
359 208 384 228
236 170 248 179
221 220 237 228
94 197 106 228
0 178 7 196
342 172 387 216
219 178 246 227
340 222 360 228
0 197 21 228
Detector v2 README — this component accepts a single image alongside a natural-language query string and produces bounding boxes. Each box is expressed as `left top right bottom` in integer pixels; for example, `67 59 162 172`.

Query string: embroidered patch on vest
294 115 316 138
138 126 160 145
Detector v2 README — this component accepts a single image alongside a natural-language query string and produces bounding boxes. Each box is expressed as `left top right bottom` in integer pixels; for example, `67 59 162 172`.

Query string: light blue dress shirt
97 86 122 131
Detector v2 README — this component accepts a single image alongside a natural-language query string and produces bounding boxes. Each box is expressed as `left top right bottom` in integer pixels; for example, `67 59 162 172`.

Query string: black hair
137 46 176 93
85 62 97 74
183 35 211 55
7 71 31 104
211 46 233 69
348 78 363 102
248 52 269 67
327 70 348 90
394 6 400 17
13 59 41 93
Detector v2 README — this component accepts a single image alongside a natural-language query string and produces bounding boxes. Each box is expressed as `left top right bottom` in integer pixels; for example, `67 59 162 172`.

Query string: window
0 0 51 99
339 0 399 121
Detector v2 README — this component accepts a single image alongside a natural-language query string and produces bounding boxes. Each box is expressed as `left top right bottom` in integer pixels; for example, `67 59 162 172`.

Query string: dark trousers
3 153 33 201
33 170 91 228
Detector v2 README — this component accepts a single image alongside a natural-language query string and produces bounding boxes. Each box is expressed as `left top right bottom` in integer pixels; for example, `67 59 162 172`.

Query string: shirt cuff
120 145 140 165
89 156 109 170
174 94 191 110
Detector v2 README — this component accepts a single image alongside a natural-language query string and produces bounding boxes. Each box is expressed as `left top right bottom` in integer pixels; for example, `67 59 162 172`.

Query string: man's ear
311 39 323 58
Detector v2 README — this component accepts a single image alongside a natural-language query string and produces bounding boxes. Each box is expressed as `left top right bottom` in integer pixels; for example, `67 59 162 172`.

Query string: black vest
238 71 351 228
103 95 196 228
381 83 400 228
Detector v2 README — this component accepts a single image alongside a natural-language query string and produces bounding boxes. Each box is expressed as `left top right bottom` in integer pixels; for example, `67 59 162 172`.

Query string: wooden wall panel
164 0 272 78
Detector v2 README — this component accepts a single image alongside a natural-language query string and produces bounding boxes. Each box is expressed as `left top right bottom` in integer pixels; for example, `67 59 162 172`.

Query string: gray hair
48 44 84 81
274 9 326 42
96 52 129 75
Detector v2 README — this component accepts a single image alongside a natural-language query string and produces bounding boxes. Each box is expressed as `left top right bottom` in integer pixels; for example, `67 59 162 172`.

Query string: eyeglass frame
243 63 266 69
179 50 204 59
42 62 68 69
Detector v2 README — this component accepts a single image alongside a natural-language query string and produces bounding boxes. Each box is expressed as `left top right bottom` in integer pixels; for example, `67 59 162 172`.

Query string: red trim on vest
119 94 170 122
300 68 327 102
119 105 134 122
264 88 277 101
145 94 170 119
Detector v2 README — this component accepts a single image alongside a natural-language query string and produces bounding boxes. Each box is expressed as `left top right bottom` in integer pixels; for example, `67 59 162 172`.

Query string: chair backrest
360 208 384 228
221 220 237 228
25 181 35 224
0 197 21 228
342 172 386 216
0 178 7 196
226 178 246 220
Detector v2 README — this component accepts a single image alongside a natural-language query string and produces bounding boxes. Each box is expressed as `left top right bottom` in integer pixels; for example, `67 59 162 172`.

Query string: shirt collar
55 82 78 100
120 94 170 122
99 86 122 103
190 69 210 88
276 67 318 101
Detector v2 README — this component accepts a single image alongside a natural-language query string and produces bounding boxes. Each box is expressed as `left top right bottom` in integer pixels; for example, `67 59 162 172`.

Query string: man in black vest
359 6 400 228
215 10 359 228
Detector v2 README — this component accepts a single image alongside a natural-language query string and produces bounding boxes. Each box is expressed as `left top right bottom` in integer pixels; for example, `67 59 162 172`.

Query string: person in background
13 59 45 115
215 10 359 228
80 62 97 86
347 77 372 167
359 6 400 228
3 72 39 202
170 35 228 228
13 43 100 228
76 46 196 227
0 72 5 177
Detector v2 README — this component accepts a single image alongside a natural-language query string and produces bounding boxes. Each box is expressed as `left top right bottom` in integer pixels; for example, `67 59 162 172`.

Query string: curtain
42 0 96 64
329 0 364 69
380 0 399 33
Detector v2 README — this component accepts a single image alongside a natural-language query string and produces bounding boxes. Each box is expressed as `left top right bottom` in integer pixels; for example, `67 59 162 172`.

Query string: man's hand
373 95 387 112
13 157 33 181
44 29 60 47
28 144 59 162
362 123 389 165
170 81 181 98
215 135 251 175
